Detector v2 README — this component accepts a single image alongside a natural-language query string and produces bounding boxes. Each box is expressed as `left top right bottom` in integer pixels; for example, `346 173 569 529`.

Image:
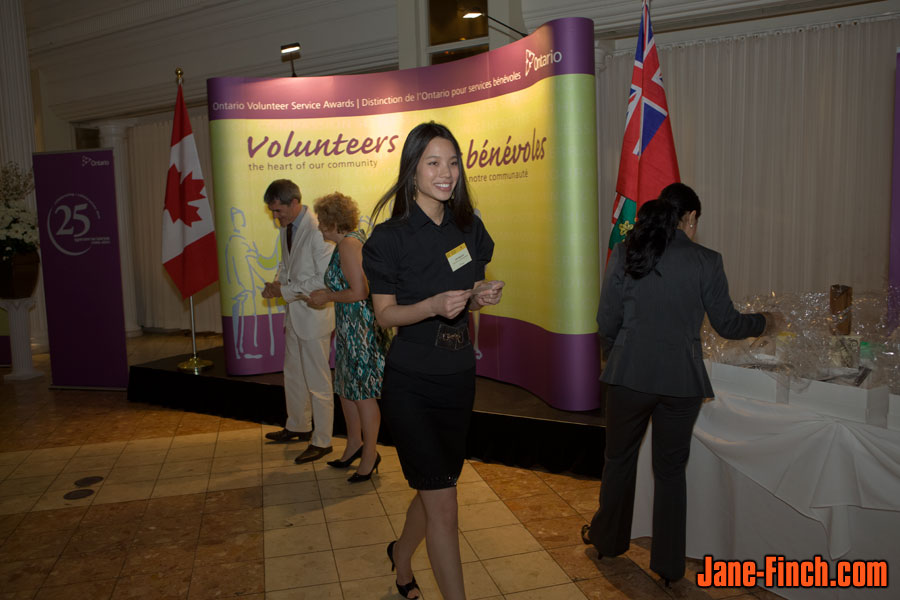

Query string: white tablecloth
632 394 900 600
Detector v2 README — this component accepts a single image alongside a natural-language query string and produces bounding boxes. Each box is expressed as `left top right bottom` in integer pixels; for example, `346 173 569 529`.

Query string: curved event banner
207 17 600 411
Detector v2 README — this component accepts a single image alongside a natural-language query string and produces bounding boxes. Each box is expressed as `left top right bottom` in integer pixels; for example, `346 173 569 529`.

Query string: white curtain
597 16 898 302
127 109 223 333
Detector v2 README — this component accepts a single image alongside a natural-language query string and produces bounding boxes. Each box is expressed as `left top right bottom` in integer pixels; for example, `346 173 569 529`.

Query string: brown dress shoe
265 429 312 442
294 445 333 464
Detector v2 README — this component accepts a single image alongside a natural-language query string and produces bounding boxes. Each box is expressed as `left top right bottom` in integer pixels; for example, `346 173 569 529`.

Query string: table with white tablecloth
632 393 900 600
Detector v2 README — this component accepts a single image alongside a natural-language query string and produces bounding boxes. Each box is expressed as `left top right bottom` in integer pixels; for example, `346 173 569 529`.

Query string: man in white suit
261 179 335 464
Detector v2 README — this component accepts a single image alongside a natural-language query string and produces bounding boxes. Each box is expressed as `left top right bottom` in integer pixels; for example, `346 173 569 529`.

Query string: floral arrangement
0 162 39 262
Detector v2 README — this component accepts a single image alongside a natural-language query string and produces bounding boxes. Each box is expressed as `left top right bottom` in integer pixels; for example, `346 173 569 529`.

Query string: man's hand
261 281 283 299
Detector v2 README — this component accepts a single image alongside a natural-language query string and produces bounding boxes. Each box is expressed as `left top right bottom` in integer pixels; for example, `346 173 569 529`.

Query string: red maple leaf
165 164 206 225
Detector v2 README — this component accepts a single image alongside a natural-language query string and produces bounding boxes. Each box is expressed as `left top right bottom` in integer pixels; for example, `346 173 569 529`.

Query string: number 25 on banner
46 193 111 257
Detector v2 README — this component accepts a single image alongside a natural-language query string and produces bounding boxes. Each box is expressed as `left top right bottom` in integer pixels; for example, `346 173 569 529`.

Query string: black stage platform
128 346 606 476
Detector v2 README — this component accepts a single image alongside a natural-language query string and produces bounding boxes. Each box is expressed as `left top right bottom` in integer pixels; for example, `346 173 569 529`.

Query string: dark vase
0 250 41 299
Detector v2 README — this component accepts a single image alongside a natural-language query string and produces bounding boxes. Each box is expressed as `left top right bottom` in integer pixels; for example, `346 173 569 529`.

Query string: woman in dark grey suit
583 183 772 585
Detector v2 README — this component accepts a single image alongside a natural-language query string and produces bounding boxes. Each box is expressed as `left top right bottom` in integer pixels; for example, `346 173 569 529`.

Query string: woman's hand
471 280 505 309
760 311 787 336
429 290 471 319
303 289 329 308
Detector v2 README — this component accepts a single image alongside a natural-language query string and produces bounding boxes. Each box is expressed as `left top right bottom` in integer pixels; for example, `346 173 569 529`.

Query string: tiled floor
0 333 784 599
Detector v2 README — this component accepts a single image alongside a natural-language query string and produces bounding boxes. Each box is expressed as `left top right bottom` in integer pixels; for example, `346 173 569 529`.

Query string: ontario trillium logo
81 156 110 167
525 48 563 76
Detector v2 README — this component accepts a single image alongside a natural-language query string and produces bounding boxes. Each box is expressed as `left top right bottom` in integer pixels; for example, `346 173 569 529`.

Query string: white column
0 1 35 172
97 120 142 337
0 0 49 353
0 299 41 380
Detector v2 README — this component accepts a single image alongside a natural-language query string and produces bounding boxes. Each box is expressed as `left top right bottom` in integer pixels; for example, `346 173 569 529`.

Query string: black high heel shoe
326 445 363 469
387 541 420 599
581 524 591 545
580 524 603 558
347 453 381 483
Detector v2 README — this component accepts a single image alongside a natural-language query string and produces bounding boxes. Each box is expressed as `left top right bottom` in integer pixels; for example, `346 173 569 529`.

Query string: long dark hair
370 121 474 229
624 182 701 279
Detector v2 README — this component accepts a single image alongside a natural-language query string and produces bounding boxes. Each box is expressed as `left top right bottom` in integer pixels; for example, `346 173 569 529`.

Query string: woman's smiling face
414 136 459 207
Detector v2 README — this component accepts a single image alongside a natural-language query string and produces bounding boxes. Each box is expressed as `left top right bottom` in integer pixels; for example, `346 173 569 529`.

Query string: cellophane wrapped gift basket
702 286 900 428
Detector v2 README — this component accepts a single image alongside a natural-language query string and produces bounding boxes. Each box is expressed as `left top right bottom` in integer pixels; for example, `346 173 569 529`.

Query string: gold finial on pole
175 67 184 86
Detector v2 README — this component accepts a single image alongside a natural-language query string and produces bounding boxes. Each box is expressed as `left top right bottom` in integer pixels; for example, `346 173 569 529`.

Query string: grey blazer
597 229 765 398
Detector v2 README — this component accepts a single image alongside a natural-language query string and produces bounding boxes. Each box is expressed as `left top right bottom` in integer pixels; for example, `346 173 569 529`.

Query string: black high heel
581 524 591 545
326 444 363 469
347 453 381 483
387 541 397 570
387 541 420 599
580 524 603 558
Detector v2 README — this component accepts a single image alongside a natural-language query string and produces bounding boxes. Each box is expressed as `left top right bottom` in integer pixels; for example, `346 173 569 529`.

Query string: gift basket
701 284 900 426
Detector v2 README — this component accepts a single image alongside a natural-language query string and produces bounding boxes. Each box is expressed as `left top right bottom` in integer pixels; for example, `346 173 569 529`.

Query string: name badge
445 243 473 272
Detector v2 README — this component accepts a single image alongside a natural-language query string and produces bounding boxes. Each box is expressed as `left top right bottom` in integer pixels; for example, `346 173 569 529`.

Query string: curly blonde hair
313 192 360 233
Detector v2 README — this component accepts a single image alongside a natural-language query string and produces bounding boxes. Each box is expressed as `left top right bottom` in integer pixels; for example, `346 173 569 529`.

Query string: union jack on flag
607 0 680 258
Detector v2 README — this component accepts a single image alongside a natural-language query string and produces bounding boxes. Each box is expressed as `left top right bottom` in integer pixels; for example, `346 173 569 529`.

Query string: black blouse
363 202 494 374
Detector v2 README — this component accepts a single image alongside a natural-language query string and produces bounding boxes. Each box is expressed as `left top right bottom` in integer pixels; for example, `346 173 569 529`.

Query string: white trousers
283 324 333 448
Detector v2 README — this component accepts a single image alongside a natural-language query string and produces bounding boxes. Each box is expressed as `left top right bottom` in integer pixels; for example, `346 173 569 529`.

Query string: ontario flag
607 0 680 260
162 85 218 299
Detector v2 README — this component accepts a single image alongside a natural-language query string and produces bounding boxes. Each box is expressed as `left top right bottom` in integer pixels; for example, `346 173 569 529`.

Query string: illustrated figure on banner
224 206 282 359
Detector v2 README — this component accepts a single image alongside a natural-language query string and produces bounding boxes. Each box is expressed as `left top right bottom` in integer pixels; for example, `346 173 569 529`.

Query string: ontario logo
81 156 110 167
525 48 562 76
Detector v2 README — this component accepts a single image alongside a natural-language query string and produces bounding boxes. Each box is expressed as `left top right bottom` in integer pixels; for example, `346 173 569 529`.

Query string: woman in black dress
363 122 503 600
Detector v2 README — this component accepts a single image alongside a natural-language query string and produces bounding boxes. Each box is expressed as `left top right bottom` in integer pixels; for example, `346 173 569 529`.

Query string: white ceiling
20 0 898 123
25 0 888 53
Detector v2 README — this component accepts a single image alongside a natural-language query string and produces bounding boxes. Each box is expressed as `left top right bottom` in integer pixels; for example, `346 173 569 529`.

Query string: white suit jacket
276 208 335 340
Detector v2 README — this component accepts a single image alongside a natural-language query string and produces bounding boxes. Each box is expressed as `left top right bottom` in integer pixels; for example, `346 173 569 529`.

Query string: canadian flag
162 85 218 299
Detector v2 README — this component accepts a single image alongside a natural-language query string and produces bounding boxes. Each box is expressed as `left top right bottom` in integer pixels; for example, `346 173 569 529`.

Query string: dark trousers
588 384 702 581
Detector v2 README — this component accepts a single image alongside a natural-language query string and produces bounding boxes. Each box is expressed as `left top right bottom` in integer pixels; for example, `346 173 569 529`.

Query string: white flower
0 162 38 260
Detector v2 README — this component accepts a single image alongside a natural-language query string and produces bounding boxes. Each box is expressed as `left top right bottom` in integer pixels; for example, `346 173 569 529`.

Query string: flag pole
178 294 212 373
171 67 213 375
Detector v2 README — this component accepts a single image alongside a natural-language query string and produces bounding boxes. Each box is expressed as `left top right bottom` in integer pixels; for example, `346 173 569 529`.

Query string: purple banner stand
471 314 600 412
221 313 285 375
890 50 900 330
208 18 601 410
208 18 595 122
32 149 129 388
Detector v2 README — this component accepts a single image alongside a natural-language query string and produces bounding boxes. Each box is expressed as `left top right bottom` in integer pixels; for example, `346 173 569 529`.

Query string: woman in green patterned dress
308 192 387 482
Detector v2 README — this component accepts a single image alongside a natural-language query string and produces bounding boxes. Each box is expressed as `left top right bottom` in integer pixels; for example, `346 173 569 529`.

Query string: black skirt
380 363 475 490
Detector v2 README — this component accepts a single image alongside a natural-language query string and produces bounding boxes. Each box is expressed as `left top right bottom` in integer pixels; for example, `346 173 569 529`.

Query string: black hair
370 121 474 229
624 182 701 279
263 179 301 206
